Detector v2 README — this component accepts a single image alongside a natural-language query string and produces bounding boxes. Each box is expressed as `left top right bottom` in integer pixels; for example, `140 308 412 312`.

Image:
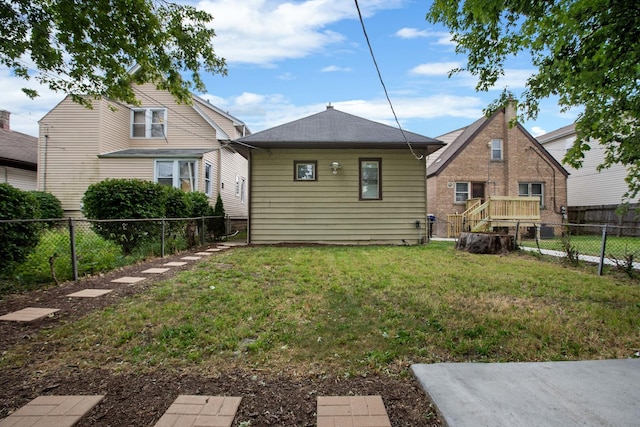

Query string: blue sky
0 0 579 139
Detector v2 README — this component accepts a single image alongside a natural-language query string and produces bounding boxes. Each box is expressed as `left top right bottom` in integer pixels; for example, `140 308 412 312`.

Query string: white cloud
321 65 352 72
0 67 64 136
409 62 461 76
530 126 546 137
198 0 404 65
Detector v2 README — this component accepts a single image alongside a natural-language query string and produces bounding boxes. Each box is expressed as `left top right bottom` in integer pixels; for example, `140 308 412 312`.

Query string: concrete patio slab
317 396 391 427
154 395 242 427
111 276 146 284
0 395 104 427
163 262 188 267
411 359 640 427
67 289 113 298
181 256 201 261
142 268 170 274
0 307 60 322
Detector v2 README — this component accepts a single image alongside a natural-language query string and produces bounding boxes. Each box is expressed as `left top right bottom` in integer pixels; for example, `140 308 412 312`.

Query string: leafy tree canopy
427 0 640 200
1 0 226 106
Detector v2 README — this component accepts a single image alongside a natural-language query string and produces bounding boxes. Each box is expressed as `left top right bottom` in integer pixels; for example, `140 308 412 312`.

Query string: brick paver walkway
153 395 242 427
0 395 104 427
317 396 392 427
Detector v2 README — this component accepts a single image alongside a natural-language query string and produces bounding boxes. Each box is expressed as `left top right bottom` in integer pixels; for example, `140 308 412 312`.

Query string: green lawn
520 234 640 259
3 242 639 377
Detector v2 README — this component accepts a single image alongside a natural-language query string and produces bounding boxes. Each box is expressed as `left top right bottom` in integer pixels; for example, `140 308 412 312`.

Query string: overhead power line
353 0 423 160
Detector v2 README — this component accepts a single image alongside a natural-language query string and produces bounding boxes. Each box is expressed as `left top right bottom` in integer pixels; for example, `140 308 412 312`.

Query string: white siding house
0 110 37 191
38 84 249 218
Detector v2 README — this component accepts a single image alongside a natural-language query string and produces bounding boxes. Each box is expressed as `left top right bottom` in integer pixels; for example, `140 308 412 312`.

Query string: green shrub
29 190 64 219
188 191 214 217
0 183 41 271
210 193 226 239
83 179 166 254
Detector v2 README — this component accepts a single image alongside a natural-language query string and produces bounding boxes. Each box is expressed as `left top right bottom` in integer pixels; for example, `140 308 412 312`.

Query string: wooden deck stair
447 197 541 237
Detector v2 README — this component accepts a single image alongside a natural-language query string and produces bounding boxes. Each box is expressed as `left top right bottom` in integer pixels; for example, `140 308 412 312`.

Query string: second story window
132 108 167 138
491 139 503 160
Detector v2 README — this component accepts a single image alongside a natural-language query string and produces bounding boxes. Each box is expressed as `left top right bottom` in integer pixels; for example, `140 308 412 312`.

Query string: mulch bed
0 246 442 426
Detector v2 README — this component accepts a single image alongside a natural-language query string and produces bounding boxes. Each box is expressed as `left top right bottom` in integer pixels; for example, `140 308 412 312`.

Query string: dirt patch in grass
0 246 441 426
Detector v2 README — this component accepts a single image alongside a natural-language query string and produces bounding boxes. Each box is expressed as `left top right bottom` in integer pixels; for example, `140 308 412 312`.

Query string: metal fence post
161 219 166 258
69 218 78 281
598 224 608 276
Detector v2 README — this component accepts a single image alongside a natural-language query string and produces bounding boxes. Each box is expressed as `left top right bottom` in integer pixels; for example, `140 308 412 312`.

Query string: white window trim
491 139 503 160
131 108 167 138
154 159 198 192
454 181 470 204
204 162 213 197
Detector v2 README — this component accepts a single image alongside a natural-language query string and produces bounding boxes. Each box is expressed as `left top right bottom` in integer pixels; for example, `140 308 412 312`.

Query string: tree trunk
456 232 515 254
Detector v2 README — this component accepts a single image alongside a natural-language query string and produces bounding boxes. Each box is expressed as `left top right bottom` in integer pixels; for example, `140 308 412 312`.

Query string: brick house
426 103 568 237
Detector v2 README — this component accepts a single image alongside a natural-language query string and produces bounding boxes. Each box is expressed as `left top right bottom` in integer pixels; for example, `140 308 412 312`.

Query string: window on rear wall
360 158 381 200
519 182 544 207
491 139 503 160
155 160 197 192
455 182 470 203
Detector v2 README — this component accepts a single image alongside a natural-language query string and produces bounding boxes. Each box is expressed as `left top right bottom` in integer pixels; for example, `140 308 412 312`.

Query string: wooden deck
447 197 541 238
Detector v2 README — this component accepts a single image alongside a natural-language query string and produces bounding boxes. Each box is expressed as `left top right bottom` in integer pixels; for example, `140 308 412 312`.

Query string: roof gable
236 107 444 153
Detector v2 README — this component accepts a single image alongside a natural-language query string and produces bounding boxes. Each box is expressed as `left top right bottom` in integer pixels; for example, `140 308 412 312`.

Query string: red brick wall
427 110 568 236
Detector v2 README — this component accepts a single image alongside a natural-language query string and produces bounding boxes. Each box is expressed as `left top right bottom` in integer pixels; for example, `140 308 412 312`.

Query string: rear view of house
38 84 249 219
0 110 37 191
235 106 444 245
427 103 568 237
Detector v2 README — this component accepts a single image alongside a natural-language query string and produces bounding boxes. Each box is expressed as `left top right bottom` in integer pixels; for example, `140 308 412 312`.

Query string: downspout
527 146 561 214
42 133 48 191
424 154 429 243
247 150 252 244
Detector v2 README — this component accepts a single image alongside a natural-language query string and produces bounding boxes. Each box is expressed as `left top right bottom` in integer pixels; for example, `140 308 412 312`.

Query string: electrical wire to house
353 0 423 161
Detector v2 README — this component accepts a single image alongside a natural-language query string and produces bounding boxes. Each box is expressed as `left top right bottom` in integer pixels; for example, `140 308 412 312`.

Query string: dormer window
132 108 167 138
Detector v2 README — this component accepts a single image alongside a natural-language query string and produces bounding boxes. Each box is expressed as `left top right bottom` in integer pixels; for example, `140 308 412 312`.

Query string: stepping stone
164 262 188 267
142 268 170 274
67 289 113 298
0 395 104 427
194 252 213 256
0 307 60 322
111 276 146 284
206 248 223 252
317 396 391 427
181 256 201 261
154 395 242 427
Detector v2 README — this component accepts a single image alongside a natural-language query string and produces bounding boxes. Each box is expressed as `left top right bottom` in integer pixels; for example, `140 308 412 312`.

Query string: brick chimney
0 110 10 131
505 97 517 124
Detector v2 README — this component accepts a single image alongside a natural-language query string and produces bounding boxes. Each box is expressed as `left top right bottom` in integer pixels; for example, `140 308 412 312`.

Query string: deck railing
447 196 541 237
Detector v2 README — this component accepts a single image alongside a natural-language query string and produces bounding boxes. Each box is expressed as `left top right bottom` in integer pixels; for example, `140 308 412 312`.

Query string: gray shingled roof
536 123 576 144
427 115 488 176
236 106 444 154
0 128 38 170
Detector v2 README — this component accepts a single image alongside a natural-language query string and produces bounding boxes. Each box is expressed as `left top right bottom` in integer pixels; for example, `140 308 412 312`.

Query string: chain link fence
1 216 244 294
433 218 640 276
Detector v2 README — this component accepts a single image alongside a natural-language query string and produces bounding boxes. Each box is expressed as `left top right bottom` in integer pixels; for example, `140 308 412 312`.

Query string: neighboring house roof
98 148 215 158
235 106 444 153
0 126 38 171
427 108 568 177
536 123 576 143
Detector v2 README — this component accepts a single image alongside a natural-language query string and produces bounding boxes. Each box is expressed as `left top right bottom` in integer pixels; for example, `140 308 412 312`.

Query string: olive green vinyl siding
250 149 427 244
